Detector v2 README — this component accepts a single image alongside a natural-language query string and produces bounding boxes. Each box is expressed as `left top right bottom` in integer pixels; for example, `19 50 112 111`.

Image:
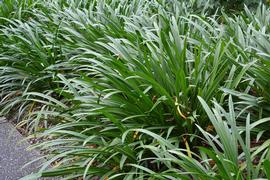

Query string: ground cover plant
1 0 270 179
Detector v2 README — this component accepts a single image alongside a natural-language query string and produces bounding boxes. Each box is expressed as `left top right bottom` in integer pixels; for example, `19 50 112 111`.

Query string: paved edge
0 117 43 180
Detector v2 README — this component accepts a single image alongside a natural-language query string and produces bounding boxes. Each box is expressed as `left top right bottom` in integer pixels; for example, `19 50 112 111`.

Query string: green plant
23 96 270 179
0 7 69 130
1 0 270 180
0 0 37 23
211 0 265 12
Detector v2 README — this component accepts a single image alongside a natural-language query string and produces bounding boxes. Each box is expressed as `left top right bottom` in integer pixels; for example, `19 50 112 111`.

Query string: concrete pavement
0 117 41 180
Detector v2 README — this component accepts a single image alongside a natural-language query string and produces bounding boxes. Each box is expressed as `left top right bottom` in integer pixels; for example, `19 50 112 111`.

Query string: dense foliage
1 0 270 179
215 0 265 11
